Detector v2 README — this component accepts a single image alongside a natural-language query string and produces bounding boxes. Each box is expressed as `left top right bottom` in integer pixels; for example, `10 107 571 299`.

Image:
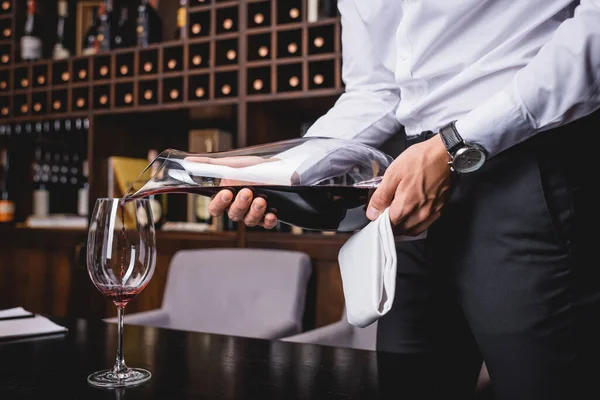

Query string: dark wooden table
0 317 473 399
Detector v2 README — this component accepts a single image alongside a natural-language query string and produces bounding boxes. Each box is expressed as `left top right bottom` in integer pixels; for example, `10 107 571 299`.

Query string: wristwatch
439 121 487 173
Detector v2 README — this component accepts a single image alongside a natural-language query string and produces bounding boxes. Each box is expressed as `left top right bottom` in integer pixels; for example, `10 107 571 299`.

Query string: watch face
453 147 486 173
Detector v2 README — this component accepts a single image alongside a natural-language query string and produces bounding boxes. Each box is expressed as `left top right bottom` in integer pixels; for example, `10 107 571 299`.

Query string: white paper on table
0 315 68 340
0 307 34 319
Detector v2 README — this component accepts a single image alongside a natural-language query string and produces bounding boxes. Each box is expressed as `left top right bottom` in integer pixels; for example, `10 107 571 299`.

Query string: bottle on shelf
21 0 43 61
113 3 131 49
175 0 187 40
0 148 14 224
307 0 338 22
98 0 114 53
137 0 163 48
82 7 101 55
147 149 167 228
78 159 89 217
53 0 71 60
32 146 49 218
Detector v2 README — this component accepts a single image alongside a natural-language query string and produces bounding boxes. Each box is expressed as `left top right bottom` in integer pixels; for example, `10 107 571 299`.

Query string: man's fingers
261 213 278 229
367 173 401 220
244 198 267 227
208 190 234 217
227 188 254 221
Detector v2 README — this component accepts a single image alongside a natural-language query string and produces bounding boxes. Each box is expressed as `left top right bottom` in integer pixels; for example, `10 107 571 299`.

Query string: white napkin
0 315 68 340
0 307 33 320
338 208 426 328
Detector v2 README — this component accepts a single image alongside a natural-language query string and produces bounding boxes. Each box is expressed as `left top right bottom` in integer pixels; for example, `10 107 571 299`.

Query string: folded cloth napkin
338 208 426 328
0 314 68 340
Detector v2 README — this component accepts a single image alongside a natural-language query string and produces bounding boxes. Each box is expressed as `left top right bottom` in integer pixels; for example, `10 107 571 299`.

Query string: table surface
0 316 456 400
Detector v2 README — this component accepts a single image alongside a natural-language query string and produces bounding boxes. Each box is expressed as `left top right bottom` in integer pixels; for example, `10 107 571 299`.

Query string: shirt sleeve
455 0 600 157
304 0 402 149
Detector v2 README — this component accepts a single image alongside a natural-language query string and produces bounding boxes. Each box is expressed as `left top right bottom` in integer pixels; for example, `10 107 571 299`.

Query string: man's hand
366 134 453 236
197 155 279 229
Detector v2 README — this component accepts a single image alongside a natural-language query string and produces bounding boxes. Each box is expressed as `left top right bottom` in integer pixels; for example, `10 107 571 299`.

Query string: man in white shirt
209 1 600 398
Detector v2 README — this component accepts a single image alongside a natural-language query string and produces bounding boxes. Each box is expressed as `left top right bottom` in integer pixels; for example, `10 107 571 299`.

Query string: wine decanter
124 137 394 232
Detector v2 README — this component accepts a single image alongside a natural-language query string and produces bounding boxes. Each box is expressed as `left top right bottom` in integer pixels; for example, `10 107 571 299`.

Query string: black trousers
376 114 600 400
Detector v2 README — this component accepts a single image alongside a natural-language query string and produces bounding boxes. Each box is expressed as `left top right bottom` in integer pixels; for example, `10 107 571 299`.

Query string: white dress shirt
305 0 600 158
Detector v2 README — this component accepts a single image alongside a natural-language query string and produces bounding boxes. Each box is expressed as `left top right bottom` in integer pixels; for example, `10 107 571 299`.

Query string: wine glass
86 198 157 388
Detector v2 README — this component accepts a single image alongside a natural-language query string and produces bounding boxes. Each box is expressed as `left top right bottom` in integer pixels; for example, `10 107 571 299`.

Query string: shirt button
400 52 408 60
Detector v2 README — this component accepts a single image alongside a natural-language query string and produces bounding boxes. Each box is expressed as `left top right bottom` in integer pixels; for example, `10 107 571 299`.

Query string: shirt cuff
455 85 536 158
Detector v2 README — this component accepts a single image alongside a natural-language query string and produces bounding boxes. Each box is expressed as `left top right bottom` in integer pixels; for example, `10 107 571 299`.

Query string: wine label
195 196 211 222
149 197 162 223
33 189 49 217
177 7 187 28
21 35 42 60
77 188 88 217
0 200 15 222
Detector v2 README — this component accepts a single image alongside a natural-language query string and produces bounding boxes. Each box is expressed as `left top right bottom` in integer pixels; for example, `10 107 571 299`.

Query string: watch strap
439 121 464 156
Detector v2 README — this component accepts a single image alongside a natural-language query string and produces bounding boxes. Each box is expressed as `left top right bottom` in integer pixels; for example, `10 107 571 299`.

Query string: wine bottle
147 149 167 228
0 148 14 224
113 5 130 49
137 0 163 48
78 159 89 217
82 7 101 55
175 0 186 40
98 0 114 52
32 146 49 217
52 0 71 60
21 0 43 61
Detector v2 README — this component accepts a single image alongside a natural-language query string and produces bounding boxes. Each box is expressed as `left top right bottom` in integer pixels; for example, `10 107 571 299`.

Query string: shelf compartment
0 17 11 40
32 64 49 87
93 85 111 110
0 44 10 65
13 94 29 116
116 52 135 78
72 87 90 111
188 43 210 70
73 58 90 83
248 33 271 62
0 68 8 92
277 0 302 25
163 45 184 73
216 6 239 35
31 91 47 115
277 29 302 58
14 66 30 90
138 80 159 106
163 77 184 104
247 66 271 95
0 95 9 118
276 63 302 92
308 24 335 55
139 49 159 75
0 1 12 14
248 1 271 29
215 38 239 66
51 90 68 114
215 70 238 98
93 55 112 80
188 74 209 101
308 60 335 90
189 10 211 39
115 82 135 108
52 61 70 85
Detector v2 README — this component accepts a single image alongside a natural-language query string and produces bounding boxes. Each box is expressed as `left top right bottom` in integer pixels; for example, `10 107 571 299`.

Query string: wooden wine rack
0 0 343 144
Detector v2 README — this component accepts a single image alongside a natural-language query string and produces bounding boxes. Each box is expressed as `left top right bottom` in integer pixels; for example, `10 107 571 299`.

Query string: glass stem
114 305 127 375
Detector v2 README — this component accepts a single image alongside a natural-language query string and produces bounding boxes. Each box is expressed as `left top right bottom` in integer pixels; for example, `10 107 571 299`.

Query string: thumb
366 173 398 220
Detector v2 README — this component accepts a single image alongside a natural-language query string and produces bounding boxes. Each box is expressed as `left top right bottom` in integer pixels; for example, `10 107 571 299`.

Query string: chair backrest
161 248 312 339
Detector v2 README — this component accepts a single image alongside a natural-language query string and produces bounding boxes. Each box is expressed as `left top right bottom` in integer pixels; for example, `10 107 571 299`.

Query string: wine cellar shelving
0 0 342 123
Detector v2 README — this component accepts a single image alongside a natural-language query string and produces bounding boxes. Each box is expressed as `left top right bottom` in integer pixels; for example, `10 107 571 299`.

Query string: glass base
87 367 151 388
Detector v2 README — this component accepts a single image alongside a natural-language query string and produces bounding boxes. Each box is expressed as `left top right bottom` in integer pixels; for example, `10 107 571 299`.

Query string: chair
282 308 377 351
106 248 312 339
